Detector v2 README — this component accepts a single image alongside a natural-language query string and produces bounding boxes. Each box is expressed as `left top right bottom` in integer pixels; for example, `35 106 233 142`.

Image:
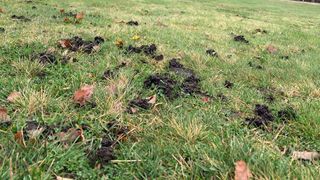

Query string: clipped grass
0 0 320 179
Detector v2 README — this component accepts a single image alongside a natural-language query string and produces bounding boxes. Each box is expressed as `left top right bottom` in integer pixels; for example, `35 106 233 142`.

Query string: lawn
0 0 320 179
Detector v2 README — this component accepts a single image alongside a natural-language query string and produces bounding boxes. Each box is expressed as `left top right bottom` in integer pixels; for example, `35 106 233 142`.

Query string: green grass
1 0 320 179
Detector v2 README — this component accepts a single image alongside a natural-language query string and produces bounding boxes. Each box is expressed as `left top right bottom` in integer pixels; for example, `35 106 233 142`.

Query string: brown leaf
292 151 320 161
14 131 26 147
115 39 124 48
60 9 65 14
266 45 278 54
56 128 85 144
73 85 94 106
7 91 22 103
0 107 10 121
234 160 252 180
58 39 72 48
201 96 210 103
0 8 4 13
75 12 84 20
147 95 157 105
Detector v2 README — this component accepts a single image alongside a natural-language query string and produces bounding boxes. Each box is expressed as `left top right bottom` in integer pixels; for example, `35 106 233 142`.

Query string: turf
0 0 320 179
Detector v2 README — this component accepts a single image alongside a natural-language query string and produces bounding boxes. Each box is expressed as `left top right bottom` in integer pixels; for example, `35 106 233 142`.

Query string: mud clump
181 75 201 94
11 15 31 22
144 74 179 99
234 35 249 43
33 52 57 64
278 107 297 121
128 98 152 110
224 80 234 89
88 138 116 167
125 44 164 61
169 58 195 78
245 104 274 127
102 62 127 80
206 49 218 57
126 20 139 26
58 36 105 54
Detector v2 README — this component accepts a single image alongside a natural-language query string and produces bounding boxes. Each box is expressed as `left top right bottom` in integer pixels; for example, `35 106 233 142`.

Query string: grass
0 0 320 179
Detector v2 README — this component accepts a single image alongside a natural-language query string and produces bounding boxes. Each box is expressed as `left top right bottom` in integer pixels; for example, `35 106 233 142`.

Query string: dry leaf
58 39 72 48
292 151 320 161
60 9 65 14
75 12 84 20
0 8 4 13
56 176 74 180
132 35 140 41
14 131 26 147
234 160 252 180
0 107 10 121
56 128 85 144
7 91 22 103
266 45 278 54
201 97 210 103
73 85 94 106
147 95 156 105
115 39 124 48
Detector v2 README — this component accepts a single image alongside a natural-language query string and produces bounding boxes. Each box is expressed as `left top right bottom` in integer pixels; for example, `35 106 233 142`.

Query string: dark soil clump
224 80 234 89
102 62 127 80
234 35 249 43
11 15 31 22
58 36 105 54
144 74 179 99
34 52 57 64
278 107 297 121
181 75 201 94
206 49 218 57
126 20 139 26
245 104 274 127
125 44 164 61
88 137 116 167
128 98 151 110
168 59 195 78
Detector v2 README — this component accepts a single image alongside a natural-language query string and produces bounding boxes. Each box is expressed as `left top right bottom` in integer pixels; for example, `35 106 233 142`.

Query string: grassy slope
0 0 319 179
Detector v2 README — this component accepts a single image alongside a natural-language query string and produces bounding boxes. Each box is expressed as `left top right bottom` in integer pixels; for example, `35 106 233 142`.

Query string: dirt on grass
245 104 274 127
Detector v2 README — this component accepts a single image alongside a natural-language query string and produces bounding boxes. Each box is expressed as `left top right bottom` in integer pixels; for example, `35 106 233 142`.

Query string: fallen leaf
115 39 124 48
75 12 84 20
234 160 252 180
92 45 100 52
0 107 10 121
7 91 22 103
0 8 4 13
14 131 26 147
73 85 94 106
56 176 74 180
266 45 278 54
60 9 65 14
292 151 320 161
131 35 140 41
147 95 156 105
58 39 72 48
201 96 210 103
56 128 85 144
